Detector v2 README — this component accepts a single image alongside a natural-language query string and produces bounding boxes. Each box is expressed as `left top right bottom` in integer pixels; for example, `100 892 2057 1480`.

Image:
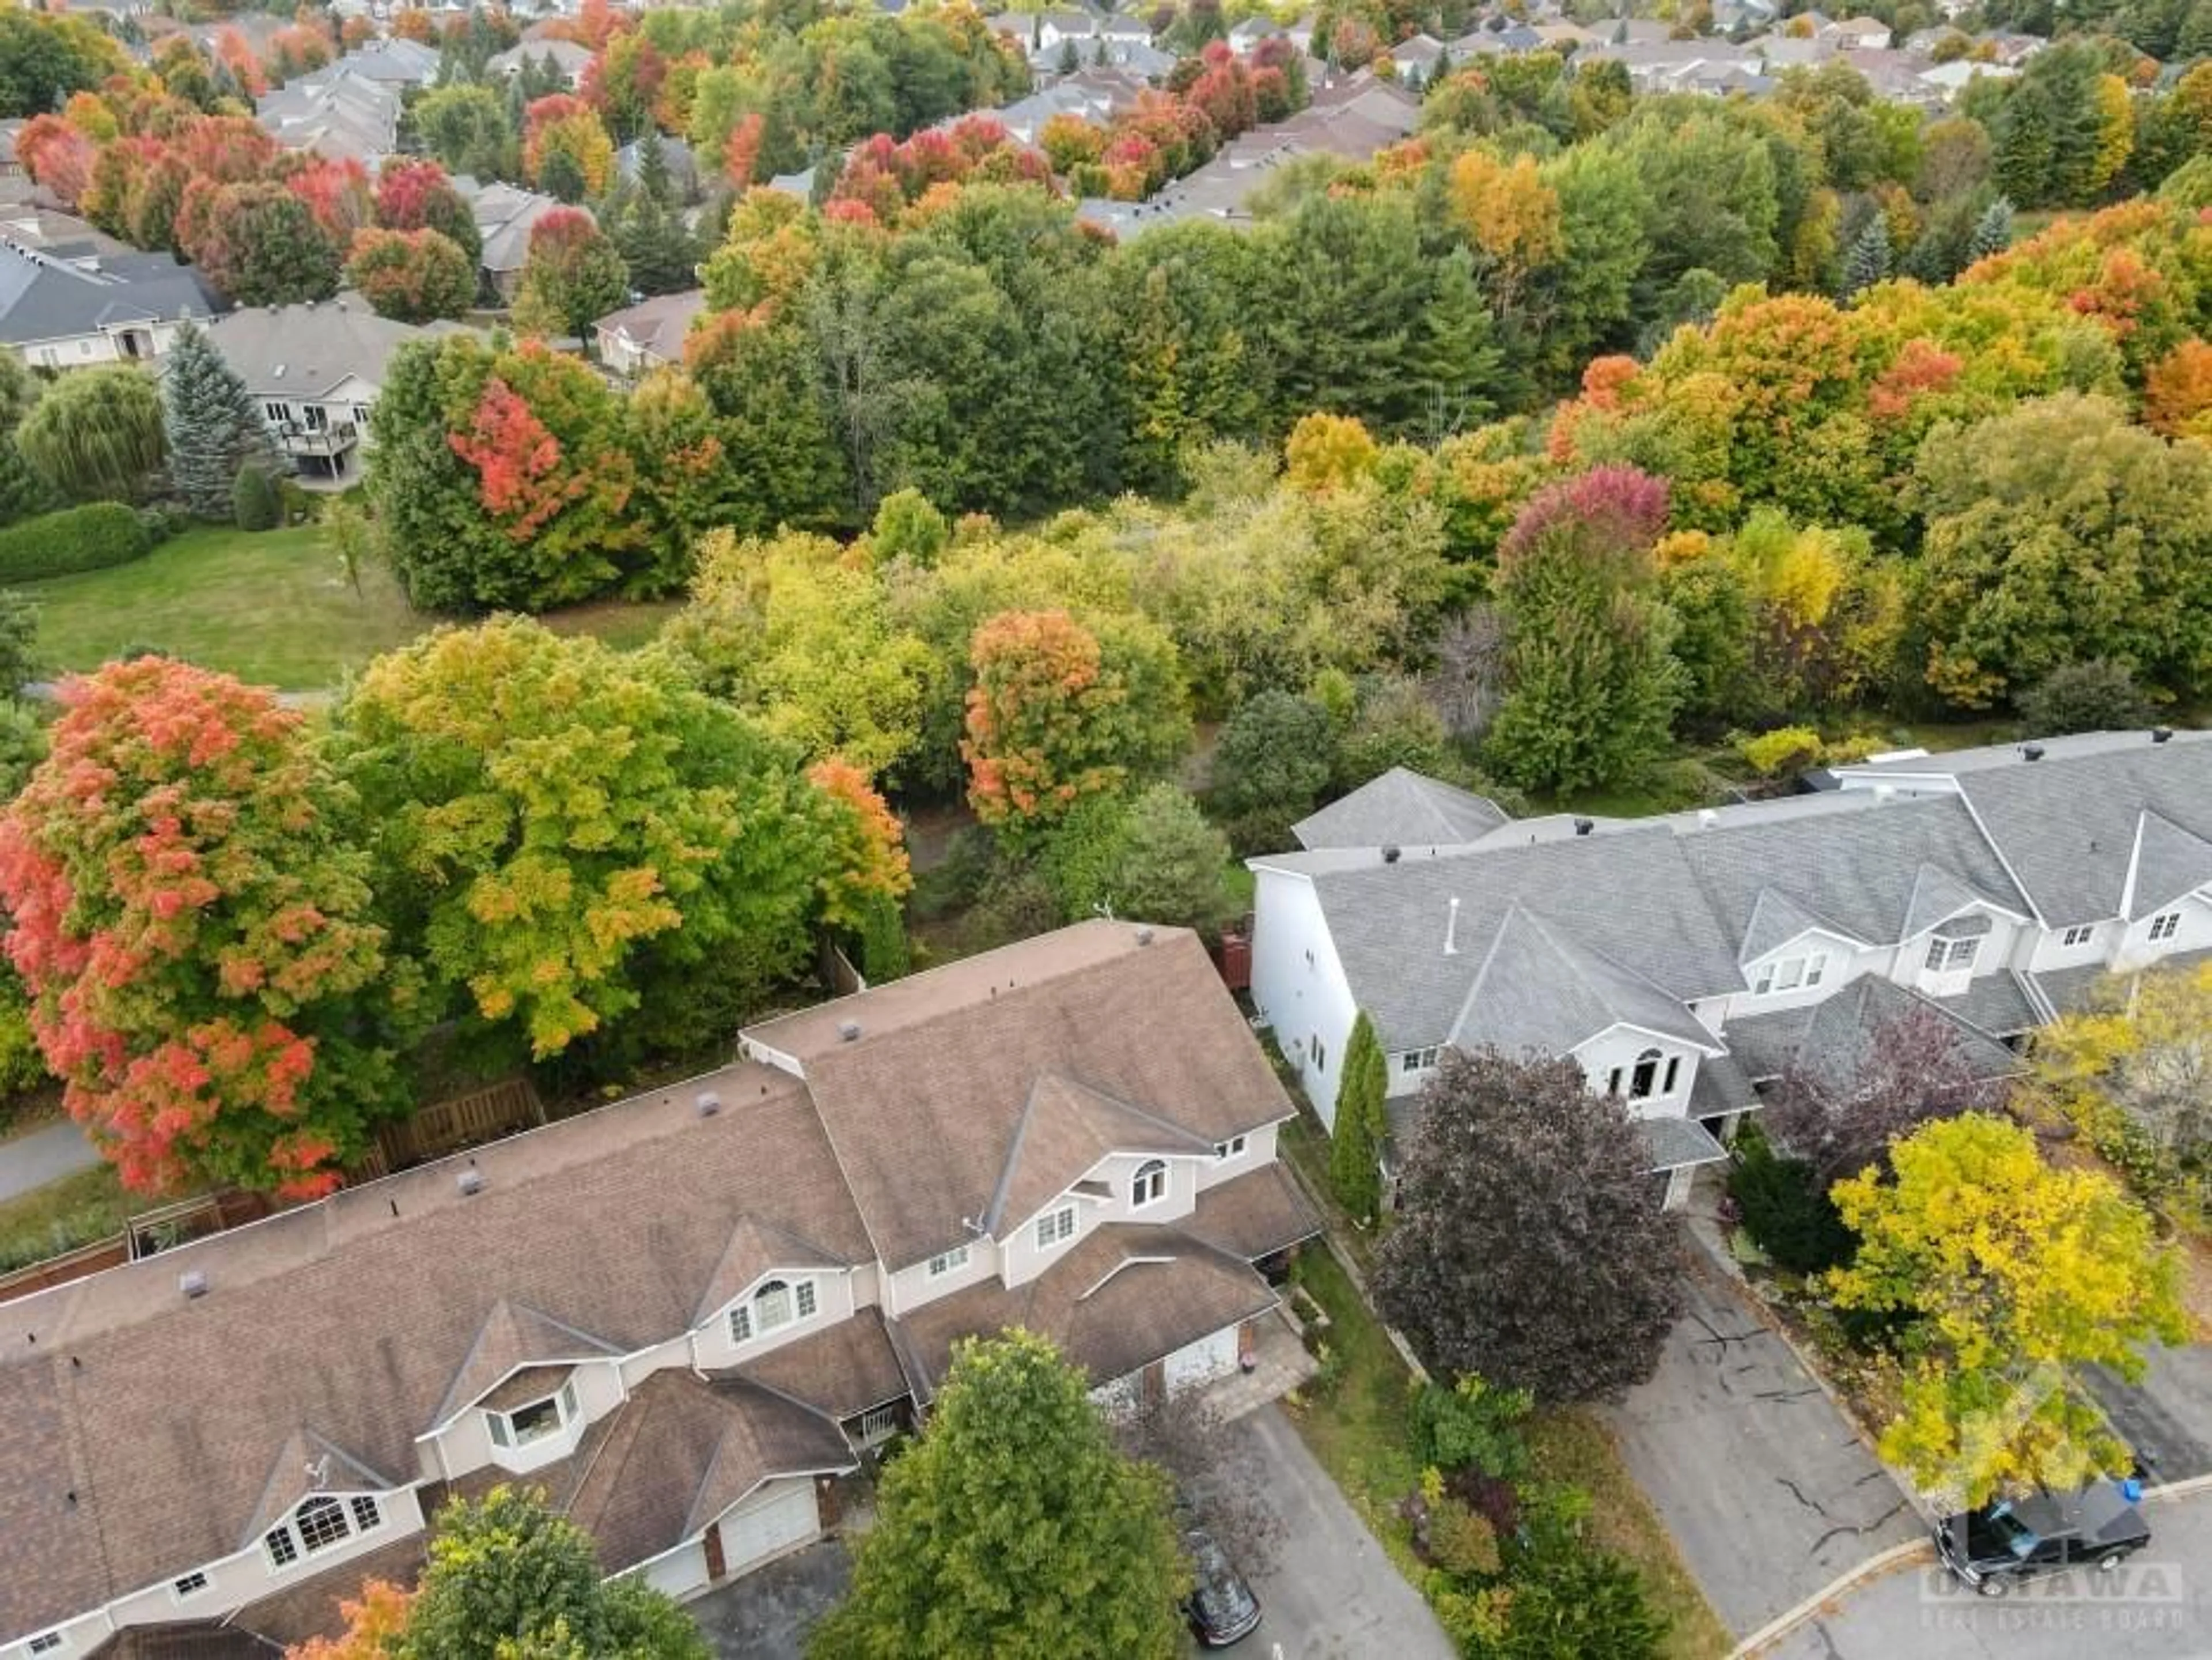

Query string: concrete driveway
688 1407 1452 1660
1605 1264 1922 1638
1219 1404 1456 1660
1763 1487 2212 1659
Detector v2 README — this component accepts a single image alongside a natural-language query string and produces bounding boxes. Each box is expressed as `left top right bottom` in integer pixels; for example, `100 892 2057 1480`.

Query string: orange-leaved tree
0 658 414 1197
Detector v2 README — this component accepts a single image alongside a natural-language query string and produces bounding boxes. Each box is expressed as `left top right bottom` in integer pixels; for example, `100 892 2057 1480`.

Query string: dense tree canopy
810 1330 1189 1660
0 659 411 1197
16 366 165 505
1376 1048 1684 1402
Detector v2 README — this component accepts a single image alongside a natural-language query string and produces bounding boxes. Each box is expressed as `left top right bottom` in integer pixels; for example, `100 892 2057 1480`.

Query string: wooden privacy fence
0 1189 272 1306
347 1076 547 1183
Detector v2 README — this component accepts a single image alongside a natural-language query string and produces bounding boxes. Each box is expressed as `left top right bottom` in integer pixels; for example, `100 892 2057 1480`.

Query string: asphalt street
0 1118 98 1204
1765 1488 2212 1660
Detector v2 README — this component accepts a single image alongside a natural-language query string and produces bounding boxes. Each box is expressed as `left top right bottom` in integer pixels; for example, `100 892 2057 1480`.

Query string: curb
1731 1471 2212 1655
1729 1537 1935 1658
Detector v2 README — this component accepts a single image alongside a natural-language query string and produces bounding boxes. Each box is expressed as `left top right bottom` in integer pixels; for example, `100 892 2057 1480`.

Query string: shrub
1426 1494 1502 1578
2018 659 2148 736
1488 1540 1669 1659
1738 725 1825 777
231 464 279 532
1726 1122 1855 1273
0 502 153 583
1412 1374 1533 1479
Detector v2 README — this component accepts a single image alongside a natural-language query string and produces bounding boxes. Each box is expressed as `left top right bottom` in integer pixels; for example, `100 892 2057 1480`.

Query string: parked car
1934 1479 2152 1596
1181 1522 1262 1646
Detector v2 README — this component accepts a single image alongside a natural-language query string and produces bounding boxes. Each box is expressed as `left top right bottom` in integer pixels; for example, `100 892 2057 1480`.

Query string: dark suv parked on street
1934 1479 2152 1597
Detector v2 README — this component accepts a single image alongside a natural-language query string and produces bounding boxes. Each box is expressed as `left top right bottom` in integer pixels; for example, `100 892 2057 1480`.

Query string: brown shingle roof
751 922 1294 1271
691 1216 857 1328
564 1372 853 1574
0 1062 869 1642
433 1300 619 1425
231 1534 425 1648
988 1074 1215 1236
1175 1164 1323 1261
892 1223 1277 1404
241 1430 400 1547
728 1306 911 1421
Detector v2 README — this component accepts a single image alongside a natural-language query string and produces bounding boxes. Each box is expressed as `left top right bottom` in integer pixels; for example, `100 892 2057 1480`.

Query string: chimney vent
1874 784 1896 803
1382 845 1401 863
1135 926 1154 946
1573 817 1594 836
695 1090 721 1117
1444 895 1461 956
838 1019 862 1042
2022 744 2045 762
2152 727 2172 744
179 1270 209 1300
456 1169 484 1197
1697 809 1718 829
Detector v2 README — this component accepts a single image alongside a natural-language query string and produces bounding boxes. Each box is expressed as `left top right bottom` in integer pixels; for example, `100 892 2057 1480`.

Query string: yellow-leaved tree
1827 1113 2187 1507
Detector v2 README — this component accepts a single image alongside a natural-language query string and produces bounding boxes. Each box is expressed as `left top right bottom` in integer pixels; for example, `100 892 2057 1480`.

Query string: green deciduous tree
511 207 629 341
1210 690 1334 824
1376 1048 1684 1402
1039 782 1234 935
336 619 832 1068
1827 1114 2187 1506
345 226 478 323
810 1330 1190 1660
1328 1010 1387 1224
162 321 274 520
399 1486 710 1660
0 657 411 1197
16 366 165 505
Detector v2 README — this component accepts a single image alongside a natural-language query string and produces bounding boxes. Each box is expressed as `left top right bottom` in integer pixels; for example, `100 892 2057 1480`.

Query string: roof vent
1444 895 1461 956
695 1090 721 1117
1382 845 1402 863
1697 809 1718 829
2152 727 2172 744
838 1019 862 1043
1573 817 1594 836
1135 925 1154 946
2022 744 2045 762
456 1168 484 1197
179 1270 209 1300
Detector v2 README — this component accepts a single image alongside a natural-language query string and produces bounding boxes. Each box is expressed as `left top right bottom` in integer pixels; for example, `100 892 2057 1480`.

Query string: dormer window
1036 1205 1077 1250
486 1378 580 1449
263 1492 384 1572
729 1277 819 1345
1131 1159 1168 1208
2148 912 2181 942
1924 937 1978 973
1214 1135 1247 1160
1629 1049 1661 1101
1753 952 1827 996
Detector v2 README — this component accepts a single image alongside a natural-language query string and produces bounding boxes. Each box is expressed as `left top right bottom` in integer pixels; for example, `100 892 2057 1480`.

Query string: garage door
715 1479 821 1578
1164 1325 1238 1392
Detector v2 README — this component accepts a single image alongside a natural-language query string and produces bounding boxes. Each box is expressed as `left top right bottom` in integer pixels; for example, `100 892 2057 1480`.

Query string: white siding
1192 1120 1278 1193
690 1269 858 1371
1248 867 1359 1127
884 1234 1000 1318
2119 892 2212 965
1572 1026 1702 1114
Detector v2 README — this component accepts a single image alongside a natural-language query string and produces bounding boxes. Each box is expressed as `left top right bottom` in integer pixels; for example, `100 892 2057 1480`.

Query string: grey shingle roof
1680 796 2029 956
2125 811 2212 920
1691 1050 1758 1114
1956 740 2212 925
201 297 469 400
1453 903 1724 1058
1639 1114 1727 1170
1740 886 1862 963
1720 974 2023 1086
0 245 223 346
1929 969 2040 1037
2033 945 2212 1018
1312 825 1743 1053
1293 766 1509 850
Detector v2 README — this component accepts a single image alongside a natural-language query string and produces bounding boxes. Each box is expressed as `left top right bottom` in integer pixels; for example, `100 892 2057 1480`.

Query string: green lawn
23 526 683 692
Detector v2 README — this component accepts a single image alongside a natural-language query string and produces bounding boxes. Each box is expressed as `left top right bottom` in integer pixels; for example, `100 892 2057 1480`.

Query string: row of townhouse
1250 728 2212 1207
0 922 1320 1659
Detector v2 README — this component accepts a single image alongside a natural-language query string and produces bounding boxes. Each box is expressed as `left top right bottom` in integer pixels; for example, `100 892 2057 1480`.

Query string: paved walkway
1198 1305 1319 1422
0 1118 99 1203
1606 1260 1923 1638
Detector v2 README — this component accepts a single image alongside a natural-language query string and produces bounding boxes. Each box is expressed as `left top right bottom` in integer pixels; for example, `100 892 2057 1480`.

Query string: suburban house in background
200 296 471 483
0 921 1320 1658
1249 730 2212 1208
0 230 224 370
469 181 581 303
593 288 705 376
486 39 594 86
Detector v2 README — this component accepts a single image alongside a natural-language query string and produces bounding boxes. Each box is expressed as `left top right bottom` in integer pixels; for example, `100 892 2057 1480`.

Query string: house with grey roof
1249 728 2212 1208
200 295 472 482
470 182 581 301
0 922 1320 1657
0 239 224 370
487 38 593 86
592 288 706 376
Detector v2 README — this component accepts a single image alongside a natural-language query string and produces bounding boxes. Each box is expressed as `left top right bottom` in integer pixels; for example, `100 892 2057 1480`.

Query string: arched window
1131 1159 1168 1207
731 1276 819 1344
1629 1049 1662 1101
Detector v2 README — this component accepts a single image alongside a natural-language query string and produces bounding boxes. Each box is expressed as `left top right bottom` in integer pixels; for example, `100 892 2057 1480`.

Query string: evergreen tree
230 463 278 531
1968 195 2014 263
1838 213 1891 302
1329 1011 1388 1224
162 322 272 520
538 145 588 205
857 891 910 982
634 130 675 206
1057 35 1081 73
609 184 698 298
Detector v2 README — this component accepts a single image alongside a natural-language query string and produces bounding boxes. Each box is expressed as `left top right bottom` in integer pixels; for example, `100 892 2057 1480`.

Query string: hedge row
0 504 158 583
